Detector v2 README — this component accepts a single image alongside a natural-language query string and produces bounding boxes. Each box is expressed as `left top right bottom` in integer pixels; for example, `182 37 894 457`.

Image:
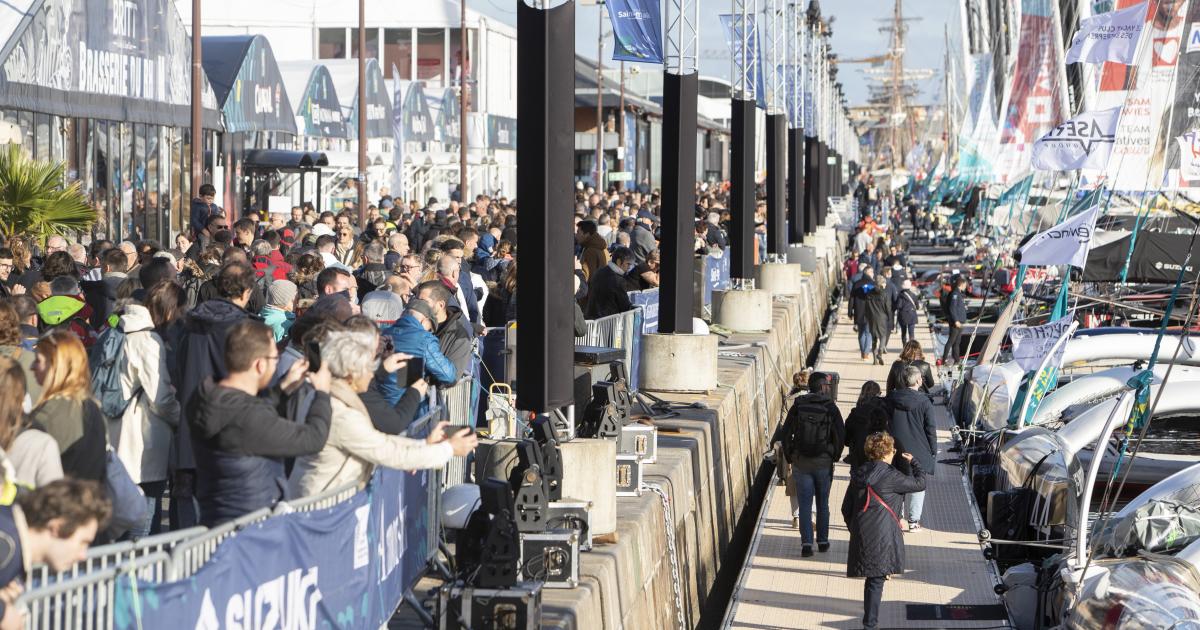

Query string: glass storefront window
181 128 191 235
117 122 132 241
34 113 49 162
416 28 445 85
18 111 33 158
50 115 64 165
319 28 347 59
168 127 182 237
351 27 379 59
93 121 109 236
146 125 160 243
132 124 147 241
384 29 413 80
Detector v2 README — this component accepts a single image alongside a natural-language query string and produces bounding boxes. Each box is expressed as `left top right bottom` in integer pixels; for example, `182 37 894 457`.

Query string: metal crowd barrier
439 378 474 488
20 552 169 630
575 308 640 375
30 526 207 588
165 507 273 581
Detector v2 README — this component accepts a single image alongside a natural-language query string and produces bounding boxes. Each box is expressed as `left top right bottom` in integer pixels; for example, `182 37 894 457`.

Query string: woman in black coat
842 432 926 630
843 381 889 469
886 340 936 395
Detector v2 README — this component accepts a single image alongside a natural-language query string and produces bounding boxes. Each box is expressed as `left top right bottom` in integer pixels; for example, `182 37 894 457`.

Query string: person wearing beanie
261 280 298 341
360 291 405 326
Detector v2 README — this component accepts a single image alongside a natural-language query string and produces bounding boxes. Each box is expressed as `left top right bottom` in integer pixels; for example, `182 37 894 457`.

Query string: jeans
899 321 916 344
864 576 886 629
792 466 833 546
858 329 873 356
127 481 167 539
906 490 927 523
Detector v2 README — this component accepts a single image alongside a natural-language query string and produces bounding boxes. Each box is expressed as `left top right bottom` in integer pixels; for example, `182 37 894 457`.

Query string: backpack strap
863 485 903 528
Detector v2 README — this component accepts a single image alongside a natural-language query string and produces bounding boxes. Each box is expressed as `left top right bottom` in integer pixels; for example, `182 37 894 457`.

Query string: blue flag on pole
719 14 767 109
607 0 664 64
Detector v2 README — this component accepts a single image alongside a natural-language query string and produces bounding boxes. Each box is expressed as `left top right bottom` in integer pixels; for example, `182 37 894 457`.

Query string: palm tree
0 144 95 240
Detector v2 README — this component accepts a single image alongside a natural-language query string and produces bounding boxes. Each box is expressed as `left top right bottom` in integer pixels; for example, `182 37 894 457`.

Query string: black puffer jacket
843 397 889 468
886 359 935 395
841 459 926 578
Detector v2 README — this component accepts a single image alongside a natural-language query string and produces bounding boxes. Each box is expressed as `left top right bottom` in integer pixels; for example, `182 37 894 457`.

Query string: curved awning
278 61 348 139
243 149 329 171
0 0 222 130
321 58 393 139
201 35 297 136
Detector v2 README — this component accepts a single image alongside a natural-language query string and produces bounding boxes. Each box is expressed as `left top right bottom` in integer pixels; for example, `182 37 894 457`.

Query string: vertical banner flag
1066 2 1148 64
997 0 1067 183
1031 106 1121 170
607 0 665 64
1163 1 1200 188
1007 318 1075 372
719 14 767 108
1100 0 1188 191
390 64 406 201
1017 205 1102 267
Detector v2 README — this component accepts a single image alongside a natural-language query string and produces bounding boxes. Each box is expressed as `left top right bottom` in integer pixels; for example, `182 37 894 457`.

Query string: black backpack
785 399 833 460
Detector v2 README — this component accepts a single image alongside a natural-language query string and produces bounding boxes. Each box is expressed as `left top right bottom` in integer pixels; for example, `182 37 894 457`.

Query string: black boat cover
1083 232 1200 283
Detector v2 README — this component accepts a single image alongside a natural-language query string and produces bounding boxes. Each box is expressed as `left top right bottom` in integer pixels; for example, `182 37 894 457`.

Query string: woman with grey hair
286 329 477 498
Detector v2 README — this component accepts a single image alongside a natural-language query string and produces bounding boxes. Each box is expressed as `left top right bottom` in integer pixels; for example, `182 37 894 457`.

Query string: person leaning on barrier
375 299 458 407
585 246 635 319
188 320 333 527
0 479 113 629
286 329 476 499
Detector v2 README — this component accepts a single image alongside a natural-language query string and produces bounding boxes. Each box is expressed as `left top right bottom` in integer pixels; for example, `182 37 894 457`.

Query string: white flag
1066 3 1146 65
1018 206 1101 268
1178 132 1200 182
1008 319 1075 372
1031 107 1121 171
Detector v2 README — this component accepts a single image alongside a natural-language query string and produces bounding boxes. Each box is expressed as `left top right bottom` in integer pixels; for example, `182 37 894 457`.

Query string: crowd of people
0 176 757 624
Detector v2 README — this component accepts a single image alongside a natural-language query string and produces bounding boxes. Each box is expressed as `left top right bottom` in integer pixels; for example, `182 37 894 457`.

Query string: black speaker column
787 127 804 244
659 72 698 335
765 113 786 256
730 98 756 279
515 1 574 412
803 136 820 236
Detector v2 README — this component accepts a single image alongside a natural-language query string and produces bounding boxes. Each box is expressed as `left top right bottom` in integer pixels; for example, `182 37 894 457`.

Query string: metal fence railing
21 552 170 630
439 379 474 488
576 308 640 376
165 507 273 581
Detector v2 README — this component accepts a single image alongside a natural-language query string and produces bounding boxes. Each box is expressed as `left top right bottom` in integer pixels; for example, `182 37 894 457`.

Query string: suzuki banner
607 0 664 64
113 467 434 629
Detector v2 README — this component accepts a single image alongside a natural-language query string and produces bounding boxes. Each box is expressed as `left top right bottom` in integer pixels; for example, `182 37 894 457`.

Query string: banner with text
1018 205 1101 268
1008 318 1075 372
607 0 665 64
113 468 433 629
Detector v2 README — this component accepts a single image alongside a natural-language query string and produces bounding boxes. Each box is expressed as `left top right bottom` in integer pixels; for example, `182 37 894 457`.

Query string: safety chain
642 482 686 629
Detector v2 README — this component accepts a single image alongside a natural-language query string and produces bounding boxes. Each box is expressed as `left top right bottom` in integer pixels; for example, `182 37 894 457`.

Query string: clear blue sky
471 0 958 107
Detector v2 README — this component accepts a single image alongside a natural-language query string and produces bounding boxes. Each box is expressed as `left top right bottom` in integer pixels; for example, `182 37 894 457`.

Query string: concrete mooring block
713 288 772 332
639 332 718 393
757 263 806 297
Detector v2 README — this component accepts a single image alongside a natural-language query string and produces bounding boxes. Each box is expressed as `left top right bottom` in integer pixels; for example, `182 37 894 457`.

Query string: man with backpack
781 372 845 557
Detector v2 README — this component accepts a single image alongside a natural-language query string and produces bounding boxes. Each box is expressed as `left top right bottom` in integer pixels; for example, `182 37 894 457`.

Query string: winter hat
306 293 355 322
268 280 298 308
311 224 334 237
361 290 405 324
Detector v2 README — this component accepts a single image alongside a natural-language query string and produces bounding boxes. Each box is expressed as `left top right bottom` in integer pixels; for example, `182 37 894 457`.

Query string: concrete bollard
713 288 772 332
787 244 820 272
757 263 806 297
639 332 718 392
559 439 617 535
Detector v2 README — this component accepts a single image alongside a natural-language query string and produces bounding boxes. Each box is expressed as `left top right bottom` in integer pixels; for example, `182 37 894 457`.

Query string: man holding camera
188 320 333 527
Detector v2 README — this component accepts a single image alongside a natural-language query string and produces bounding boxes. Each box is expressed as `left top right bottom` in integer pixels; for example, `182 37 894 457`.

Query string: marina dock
725 298 1010 629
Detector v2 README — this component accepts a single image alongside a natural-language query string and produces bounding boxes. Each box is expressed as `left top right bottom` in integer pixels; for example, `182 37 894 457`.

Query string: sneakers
791 517 799 529
801 545 814 558
908 522 922 532
817 542 830 552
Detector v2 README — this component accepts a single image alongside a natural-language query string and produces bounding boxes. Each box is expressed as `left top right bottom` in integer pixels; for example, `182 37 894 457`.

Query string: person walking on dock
941 275 968 365
781 372 845 557
885 367 937 531
864 278 892 366
844 381 888 470
842 432 926 630
850 267 878 361
893 279 920 345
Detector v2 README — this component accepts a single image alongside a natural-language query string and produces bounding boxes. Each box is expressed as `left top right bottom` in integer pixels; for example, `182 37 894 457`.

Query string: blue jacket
376 314 458 405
